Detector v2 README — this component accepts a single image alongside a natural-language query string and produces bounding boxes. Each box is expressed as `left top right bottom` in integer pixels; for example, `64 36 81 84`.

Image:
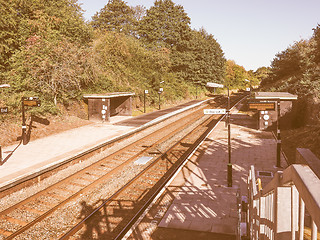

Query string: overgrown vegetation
260 24 320 125
0 0 230 119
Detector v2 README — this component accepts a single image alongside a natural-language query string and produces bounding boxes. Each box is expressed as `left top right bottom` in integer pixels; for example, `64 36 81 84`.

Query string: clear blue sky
78 0 320 71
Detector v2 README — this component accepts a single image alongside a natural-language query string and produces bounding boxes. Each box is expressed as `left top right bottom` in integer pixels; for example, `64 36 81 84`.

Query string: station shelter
248 92 298 130
83 92 135 122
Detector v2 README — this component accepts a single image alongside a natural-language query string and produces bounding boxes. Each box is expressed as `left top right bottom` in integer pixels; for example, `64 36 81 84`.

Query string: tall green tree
138 0 191 49
185 28 225 85
91 0 137 35
313 24 320 63
0 0 92 71
15 0 92 44
138 0 192 82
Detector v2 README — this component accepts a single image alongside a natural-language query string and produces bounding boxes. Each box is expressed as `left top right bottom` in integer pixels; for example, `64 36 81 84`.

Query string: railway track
0 94 245 239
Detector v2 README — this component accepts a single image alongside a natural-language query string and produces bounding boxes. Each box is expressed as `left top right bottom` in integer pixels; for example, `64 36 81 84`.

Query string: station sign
204 109 226 115
0 107 8 114
22 97 41 107
248 101 275 111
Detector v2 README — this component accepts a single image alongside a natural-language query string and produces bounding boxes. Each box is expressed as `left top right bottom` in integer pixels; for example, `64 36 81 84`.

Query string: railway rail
0 93 246 239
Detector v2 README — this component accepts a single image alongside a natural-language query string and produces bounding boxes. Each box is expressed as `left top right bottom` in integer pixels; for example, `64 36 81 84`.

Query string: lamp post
0 84 10 162
226 86 232 187
21 98 27 145
158 81 164 110
206 82 232 187
245 79 251 95
144 90 148 113
276 99 281 167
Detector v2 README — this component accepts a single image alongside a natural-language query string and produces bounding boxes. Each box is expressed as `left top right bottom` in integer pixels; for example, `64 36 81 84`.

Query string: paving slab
159 104 287 236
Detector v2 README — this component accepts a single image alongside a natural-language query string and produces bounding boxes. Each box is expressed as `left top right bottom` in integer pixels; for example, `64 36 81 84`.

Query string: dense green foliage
225 60 260 89
261 24 320 98
1 0 228 117
91 0 137 35
184 29 225 85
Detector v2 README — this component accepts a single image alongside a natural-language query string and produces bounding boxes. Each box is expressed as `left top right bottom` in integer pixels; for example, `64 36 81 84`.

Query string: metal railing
247 163 320 240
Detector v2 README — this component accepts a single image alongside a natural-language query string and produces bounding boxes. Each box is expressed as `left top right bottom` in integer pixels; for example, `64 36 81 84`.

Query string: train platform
131 101 288 239
0 100 203 192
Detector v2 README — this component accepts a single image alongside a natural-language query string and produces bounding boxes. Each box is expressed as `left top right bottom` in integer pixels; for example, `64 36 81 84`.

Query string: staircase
243 149 320 240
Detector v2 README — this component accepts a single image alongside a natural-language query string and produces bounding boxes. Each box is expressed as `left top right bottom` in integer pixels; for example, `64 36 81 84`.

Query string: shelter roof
83 92 135 99
206 82 224 88
254 92 298 100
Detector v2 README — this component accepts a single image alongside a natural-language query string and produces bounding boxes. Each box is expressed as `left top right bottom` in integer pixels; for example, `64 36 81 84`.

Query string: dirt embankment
0 115 91 147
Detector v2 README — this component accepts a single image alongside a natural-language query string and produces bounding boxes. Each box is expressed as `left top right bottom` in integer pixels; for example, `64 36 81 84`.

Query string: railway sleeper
57 187 75 194
84 172 102 178
69 181 87 188
78 176 95 182
37 199 58 208
3 215 28 227
0 228 13 237
22 206 46 215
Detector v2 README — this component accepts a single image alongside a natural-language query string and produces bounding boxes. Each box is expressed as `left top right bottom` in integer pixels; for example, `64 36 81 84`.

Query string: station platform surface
135 101 288 239
0 100 203 191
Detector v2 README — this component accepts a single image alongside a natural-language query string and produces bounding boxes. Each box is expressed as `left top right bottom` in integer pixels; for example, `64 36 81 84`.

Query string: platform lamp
245 79 252 95
0 84 10 162
226 85 232 187
209 82 232 187
144 89 148 113
158 81 164 110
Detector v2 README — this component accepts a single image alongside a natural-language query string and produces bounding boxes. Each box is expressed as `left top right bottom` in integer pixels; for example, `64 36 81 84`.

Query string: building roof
254 92 298 100
83 92 135 99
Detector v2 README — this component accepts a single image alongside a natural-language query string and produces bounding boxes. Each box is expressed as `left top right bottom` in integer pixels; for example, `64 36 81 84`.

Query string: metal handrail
248 163 320 240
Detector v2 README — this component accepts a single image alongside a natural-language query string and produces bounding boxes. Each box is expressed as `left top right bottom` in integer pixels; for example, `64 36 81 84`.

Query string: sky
77 0 320 71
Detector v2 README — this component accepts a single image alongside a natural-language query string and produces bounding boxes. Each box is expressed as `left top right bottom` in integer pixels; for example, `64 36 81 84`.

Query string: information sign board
204 109 226 115
248 101 275 111
22 97 41 107
0 107 8 114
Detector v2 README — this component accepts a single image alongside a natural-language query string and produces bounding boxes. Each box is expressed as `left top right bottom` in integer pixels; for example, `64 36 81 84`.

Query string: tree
225 60 248 88
0 0 19 70
183 28 225 85
313 24 320 63
138 0 192 82
8 35 96 107
138 0 191 49
91 0 137 35
254 67 271 87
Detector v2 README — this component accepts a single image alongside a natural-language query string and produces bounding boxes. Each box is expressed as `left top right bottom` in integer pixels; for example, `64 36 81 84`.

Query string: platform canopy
253 92 298 101
83 92 135 99
206 82 224 88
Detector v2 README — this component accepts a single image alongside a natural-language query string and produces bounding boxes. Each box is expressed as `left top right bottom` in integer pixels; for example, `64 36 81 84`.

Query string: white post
299 197 305 240
291 185 298 240
311 220 317 240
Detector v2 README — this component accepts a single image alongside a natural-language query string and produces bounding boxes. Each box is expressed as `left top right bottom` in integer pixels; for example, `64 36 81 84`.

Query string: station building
83 92 135 122
248 92 298 130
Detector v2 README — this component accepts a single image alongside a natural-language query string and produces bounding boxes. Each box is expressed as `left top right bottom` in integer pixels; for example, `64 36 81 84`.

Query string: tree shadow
78 201 103 239
1 115 50 165
0 140 21 165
